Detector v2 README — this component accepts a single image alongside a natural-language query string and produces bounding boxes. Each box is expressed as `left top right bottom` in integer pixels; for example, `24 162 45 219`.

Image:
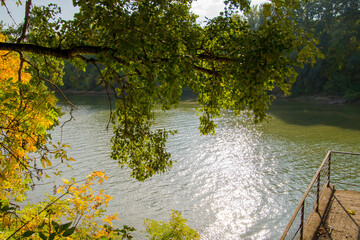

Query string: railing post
327 154 331 186
300 202 305 240
316 174 320 212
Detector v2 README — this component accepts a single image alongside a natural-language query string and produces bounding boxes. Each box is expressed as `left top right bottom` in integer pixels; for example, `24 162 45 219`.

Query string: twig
17 0 32 44
60 107 75 134
21 57 76 109
105 83 113 131
2 1 18 27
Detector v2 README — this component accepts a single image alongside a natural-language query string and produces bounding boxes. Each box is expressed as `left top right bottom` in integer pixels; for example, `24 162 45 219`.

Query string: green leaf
59 221 72 233
62 226 75 237
49 232 56 240
21 230 35 238
0 205 9 212
51 220 60 232
39 232 47 240
38 221 46 229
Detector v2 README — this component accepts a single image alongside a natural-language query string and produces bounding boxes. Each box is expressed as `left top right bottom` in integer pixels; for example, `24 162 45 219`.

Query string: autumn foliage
0 34 129 239
0 33 61 203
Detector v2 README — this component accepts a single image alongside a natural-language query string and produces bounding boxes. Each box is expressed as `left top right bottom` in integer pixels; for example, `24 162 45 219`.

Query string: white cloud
191 0 268 23
191 0 225 22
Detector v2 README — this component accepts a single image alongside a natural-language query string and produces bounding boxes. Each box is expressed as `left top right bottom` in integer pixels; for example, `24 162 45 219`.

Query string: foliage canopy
0 0 319 180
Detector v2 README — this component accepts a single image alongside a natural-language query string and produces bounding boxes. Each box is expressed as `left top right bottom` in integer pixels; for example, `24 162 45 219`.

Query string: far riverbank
278 94 360 105
59 88 360 106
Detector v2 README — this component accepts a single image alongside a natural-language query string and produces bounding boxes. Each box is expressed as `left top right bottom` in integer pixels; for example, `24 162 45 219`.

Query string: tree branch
192 64 220 76
197 52 241 63
0 42 112 59
5 181 80 240
21 57 76 109
0 43 235 77
1 1 18 26
17 0 32 44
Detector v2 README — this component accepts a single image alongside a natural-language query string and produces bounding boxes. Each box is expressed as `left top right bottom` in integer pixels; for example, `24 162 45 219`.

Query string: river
27 95 360 239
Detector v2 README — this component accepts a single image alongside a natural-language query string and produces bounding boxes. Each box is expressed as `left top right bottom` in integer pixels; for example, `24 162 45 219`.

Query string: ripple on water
26 98 360 239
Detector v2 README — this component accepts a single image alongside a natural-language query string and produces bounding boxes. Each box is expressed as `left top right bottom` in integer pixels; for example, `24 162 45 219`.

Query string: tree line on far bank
292 0 360 100
62 0 360 101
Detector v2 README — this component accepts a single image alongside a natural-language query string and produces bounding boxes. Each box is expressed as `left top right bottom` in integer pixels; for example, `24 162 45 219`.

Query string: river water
28 95 360 239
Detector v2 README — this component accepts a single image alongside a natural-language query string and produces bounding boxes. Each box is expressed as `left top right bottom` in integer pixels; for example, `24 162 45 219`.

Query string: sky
192 0 267 22
0 0 268 26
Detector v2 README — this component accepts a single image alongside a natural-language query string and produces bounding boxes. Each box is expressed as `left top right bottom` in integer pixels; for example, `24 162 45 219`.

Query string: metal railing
280 150 360 240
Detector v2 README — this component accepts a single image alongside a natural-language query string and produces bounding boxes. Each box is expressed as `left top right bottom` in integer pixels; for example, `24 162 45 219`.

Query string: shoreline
59 89 360 105
61 89 109 95
276 95 359 105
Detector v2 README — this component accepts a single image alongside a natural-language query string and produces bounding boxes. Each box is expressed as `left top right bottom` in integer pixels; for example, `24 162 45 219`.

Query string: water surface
29 95 360 239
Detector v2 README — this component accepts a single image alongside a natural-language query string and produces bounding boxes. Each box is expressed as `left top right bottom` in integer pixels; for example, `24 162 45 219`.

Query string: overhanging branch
192 64 220 76
198 52 241 63
0 42 232 76
0 42 112 59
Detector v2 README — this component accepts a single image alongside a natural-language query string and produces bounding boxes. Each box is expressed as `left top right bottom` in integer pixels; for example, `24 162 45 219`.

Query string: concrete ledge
302 184 335 240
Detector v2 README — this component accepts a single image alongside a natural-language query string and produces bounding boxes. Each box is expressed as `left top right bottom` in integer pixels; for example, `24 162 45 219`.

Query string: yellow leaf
347 209 356 215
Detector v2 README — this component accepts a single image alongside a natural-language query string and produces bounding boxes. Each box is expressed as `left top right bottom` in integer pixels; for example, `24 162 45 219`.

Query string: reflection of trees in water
269 100 360 131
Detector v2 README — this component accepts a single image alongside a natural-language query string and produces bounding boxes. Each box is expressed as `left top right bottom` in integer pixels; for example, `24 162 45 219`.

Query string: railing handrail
280 150 360 240
329 150 360 156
